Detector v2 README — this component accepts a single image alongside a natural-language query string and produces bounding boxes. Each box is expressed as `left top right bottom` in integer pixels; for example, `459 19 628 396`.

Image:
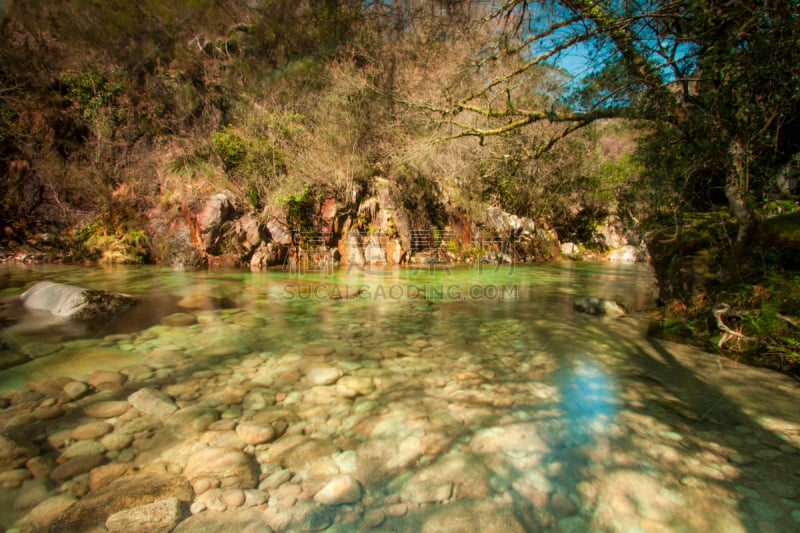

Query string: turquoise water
1 262 800 532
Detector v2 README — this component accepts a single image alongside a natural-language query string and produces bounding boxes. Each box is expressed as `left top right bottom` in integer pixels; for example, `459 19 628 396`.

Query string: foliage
72 220 150 264
211 128 248 172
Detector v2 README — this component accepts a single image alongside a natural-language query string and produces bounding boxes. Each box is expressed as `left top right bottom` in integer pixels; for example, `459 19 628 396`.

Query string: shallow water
1 262 800 532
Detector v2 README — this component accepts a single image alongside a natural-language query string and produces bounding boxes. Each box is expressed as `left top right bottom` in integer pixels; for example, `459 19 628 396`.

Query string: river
0 262 799 532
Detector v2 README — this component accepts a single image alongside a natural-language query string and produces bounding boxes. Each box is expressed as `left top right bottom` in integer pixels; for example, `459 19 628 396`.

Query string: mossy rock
645 217 726 303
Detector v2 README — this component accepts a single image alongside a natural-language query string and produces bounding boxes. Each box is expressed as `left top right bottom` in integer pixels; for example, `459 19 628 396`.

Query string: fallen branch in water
713 303 760 348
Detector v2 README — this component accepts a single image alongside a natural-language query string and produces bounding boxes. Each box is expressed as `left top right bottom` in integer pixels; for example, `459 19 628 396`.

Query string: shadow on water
576 317 800 532
2 263 800 531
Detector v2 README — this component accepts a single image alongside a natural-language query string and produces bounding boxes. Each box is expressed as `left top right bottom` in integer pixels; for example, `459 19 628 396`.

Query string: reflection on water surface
0 263 799 532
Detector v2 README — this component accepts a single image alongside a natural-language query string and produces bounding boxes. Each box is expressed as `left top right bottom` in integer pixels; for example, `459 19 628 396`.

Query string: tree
413 0 800 249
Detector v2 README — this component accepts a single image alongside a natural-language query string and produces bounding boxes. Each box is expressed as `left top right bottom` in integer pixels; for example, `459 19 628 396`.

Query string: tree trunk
726 139 754 250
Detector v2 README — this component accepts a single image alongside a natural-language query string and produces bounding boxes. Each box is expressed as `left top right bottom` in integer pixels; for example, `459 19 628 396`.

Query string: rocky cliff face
143 189 568 270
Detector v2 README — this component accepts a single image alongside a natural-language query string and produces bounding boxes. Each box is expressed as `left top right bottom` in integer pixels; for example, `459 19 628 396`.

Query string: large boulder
266 219 292 245
20 282 136 320
608 244 647 263
342 229 366 267
234 214 268 256
561 242 580 256
250 242 285 270
196 192 236 253
481 207 560 262
364 233 387 265
48 472 192 533
145 207 206 268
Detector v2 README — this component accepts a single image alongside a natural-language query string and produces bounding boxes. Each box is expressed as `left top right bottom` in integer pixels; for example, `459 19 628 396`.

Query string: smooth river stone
128 388 178 419
63 381 89 400
84 401 130 418
88 464 131 491
88 370 127 391
19 494 78 530
52 472 193 532
235 422 276 445
161 312 197 327
313 475 362 505
184 447 258 489
28 376 72 396
60 440 106 460
100 432 133 451
167 405 220 437
0 468 31 488
335 376 375 398
50 454 104 482
105 497 183 533
0 435 38 471
305 365 343 386
72 421 113 441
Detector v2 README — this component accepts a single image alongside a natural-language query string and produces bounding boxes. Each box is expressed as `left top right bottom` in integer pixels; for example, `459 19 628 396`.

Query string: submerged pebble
0 266 799 532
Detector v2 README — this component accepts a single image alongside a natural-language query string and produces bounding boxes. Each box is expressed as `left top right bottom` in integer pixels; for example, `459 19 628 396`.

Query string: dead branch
713 303 760 348
776 313 799 328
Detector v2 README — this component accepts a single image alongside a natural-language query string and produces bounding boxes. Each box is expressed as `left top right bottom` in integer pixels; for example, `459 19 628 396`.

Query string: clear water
1 262 799 532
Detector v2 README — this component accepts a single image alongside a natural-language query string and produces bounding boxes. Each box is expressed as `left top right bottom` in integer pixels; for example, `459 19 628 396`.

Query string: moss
761 210 800 241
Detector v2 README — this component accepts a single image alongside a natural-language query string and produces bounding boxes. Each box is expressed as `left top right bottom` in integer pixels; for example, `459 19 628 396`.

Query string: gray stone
573 296 626 316
296 504 337 531
20 281 136 320
105 497 183 533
